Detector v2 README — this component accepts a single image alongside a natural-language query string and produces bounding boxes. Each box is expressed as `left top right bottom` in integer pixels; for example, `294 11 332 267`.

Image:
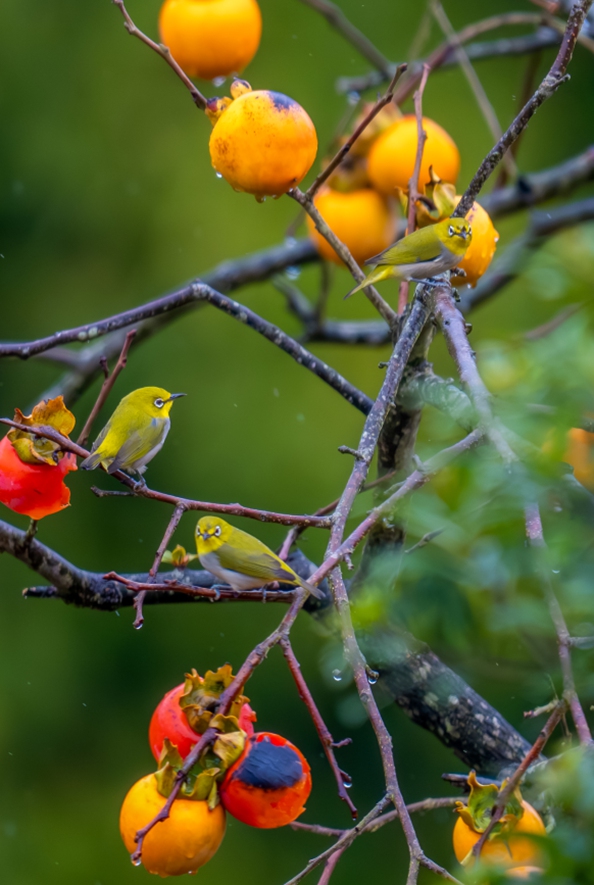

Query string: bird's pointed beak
167 393 187 402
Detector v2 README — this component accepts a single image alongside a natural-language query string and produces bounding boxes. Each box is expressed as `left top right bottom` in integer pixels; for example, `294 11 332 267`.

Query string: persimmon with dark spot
209 82 317 199
219 731 311 828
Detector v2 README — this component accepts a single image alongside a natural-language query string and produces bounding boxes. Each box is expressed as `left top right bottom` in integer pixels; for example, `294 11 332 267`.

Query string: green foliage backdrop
1 1 593 882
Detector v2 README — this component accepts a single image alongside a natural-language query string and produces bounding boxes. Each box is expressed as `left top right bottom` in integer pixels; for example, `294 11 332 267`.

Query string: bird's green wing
216 541 297 584
365 228 443 267
107 419 168 473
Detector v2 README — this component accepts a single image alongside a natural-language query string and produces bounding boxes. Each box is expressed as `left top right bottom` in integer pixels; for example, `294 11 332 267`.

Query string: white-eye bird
80 386 185 476
195 516 323 599
345 216 472 298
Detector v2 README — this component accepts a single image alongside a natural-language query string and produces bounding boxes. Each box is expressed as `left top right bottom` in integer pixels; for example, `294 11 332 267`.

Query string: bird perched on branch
195 516 323 598
344 216 472 298
81 387 185 476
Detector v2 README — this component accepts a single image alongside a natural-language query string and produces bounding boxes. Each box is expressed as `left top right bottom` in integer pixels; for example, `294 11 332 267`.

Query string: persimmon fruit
453 799 546 868
451 199 499 288
159 0 262 81
306 187 397 265
368 115 460 195
209 86 318 198
119 774 226 877
149 682 256 762
220 731 311 828
0 435 77 520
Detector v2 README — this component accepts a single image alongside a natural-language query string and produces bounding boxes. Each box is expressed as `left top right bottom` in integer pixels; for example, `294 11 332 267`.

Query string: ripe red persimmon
149 682 256 762
219 731 311 828
0 435 77 520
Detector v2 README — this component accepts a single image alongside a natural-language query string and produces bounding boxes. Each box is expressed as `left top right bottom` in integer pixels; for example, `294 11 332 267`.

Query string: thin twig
525 503 593 745
131 592 307 863
112 0 207 110
289 188 398 328
291 797 463 838
76 329 136 447
0 418 334 528
431 2 517 180
281 639 357 819
455 0 593 217
133 503 187 629
306 63 408 199
434 288 517 464
398 64 430 316
472 701 566 858
297 0 393 76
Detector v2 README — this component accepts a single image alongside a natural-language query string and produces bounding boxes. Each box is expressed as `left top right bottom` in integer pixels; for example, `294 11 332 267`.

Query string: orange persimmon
563 427 594 489
368 115 460 195
306 187 397 265
451 199 499 288
453 800 546 867
209 83 317 198
120 774 226 877
159 0 262 81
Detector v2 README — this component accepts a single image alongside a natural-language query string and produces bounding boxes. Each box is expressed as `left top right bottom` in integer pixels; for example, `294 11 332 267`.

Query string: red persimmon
219 731 311 828
149 683 256 762
0 435 77 520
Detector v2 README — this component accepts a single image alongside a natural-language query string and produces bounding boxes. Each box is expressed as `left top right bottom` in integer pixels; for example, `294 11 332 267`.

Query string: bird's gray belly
400 244 462 280
134 419 171 472
199 551 263 591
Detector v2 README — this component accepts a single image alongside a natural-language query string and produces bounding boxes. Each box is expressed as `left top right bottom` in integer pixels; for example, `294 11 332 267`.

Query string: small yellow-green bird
345 216 472 298
195 516 323 598
81 387 185 476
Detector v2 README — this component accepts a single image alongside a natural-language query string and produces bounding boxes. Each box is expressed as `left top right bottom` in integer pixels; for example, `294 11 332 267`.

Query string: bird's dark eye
154 398 164 409
448 225 455 237
214 525 221 537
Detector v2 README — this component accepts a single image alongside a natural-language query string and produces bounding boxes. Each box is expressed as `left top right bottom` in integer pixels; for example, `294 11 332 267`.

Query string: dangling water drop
131 857 142 867
367 669 379 685
347 91 360 106
285 236 297 248
212 76 226 88
215 172 223 179
332 668 342 682
286 266 301 280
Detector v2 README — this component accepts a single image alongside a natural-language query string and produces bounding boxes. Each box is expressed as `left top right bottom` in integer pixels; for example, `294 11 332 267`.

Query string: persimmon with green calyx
159 0 262 81
0 396 77 520
220 731 311 828
306 187 397 266
119 774 226 877
149 665 256 762
453 772 547 869
208 80 318 200
368 115 460 196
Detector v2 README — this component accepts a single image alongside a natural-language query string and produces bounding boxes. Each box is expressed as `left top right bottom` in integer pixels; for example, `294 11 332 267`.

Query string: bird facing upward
80 386 185 476
345 216 472 298
195 516 323 599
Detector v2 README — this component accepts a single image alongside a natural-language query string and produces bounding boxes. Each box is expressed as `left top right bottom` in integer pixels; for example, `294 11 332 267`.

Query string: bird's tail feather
296 575 324 600
80 451 102 471
344 266 392 299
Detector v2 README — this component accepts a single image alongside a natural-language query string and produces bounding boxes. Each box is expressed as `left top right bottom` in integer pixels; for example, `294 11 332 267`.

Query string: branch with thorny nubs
280 639 357 820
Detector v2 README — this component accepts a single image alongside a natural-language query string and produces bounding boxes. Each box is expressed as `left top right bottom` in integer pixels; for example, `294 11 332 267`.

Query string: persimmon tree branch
525 503 593 745
112 0 207 110
455 0 593 217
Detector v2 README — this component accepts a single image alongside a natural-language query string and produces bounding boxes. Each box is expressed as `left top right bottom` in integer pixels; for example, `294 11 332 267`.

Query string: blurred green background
1 0 594 882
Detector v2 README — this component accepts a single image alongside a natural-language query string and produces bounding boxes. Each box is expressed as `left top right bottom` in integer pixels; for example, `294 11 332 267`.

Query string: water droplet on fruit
215 172 223 179
332 669 342 682
286 266 301 280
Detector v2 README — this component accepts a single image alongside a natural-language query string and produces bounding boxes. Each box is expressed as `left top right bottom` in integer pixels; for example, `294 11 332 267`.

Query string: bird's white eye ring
448 225 455 237
154 398 164 409
467 225 472 236
214 525 221 537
